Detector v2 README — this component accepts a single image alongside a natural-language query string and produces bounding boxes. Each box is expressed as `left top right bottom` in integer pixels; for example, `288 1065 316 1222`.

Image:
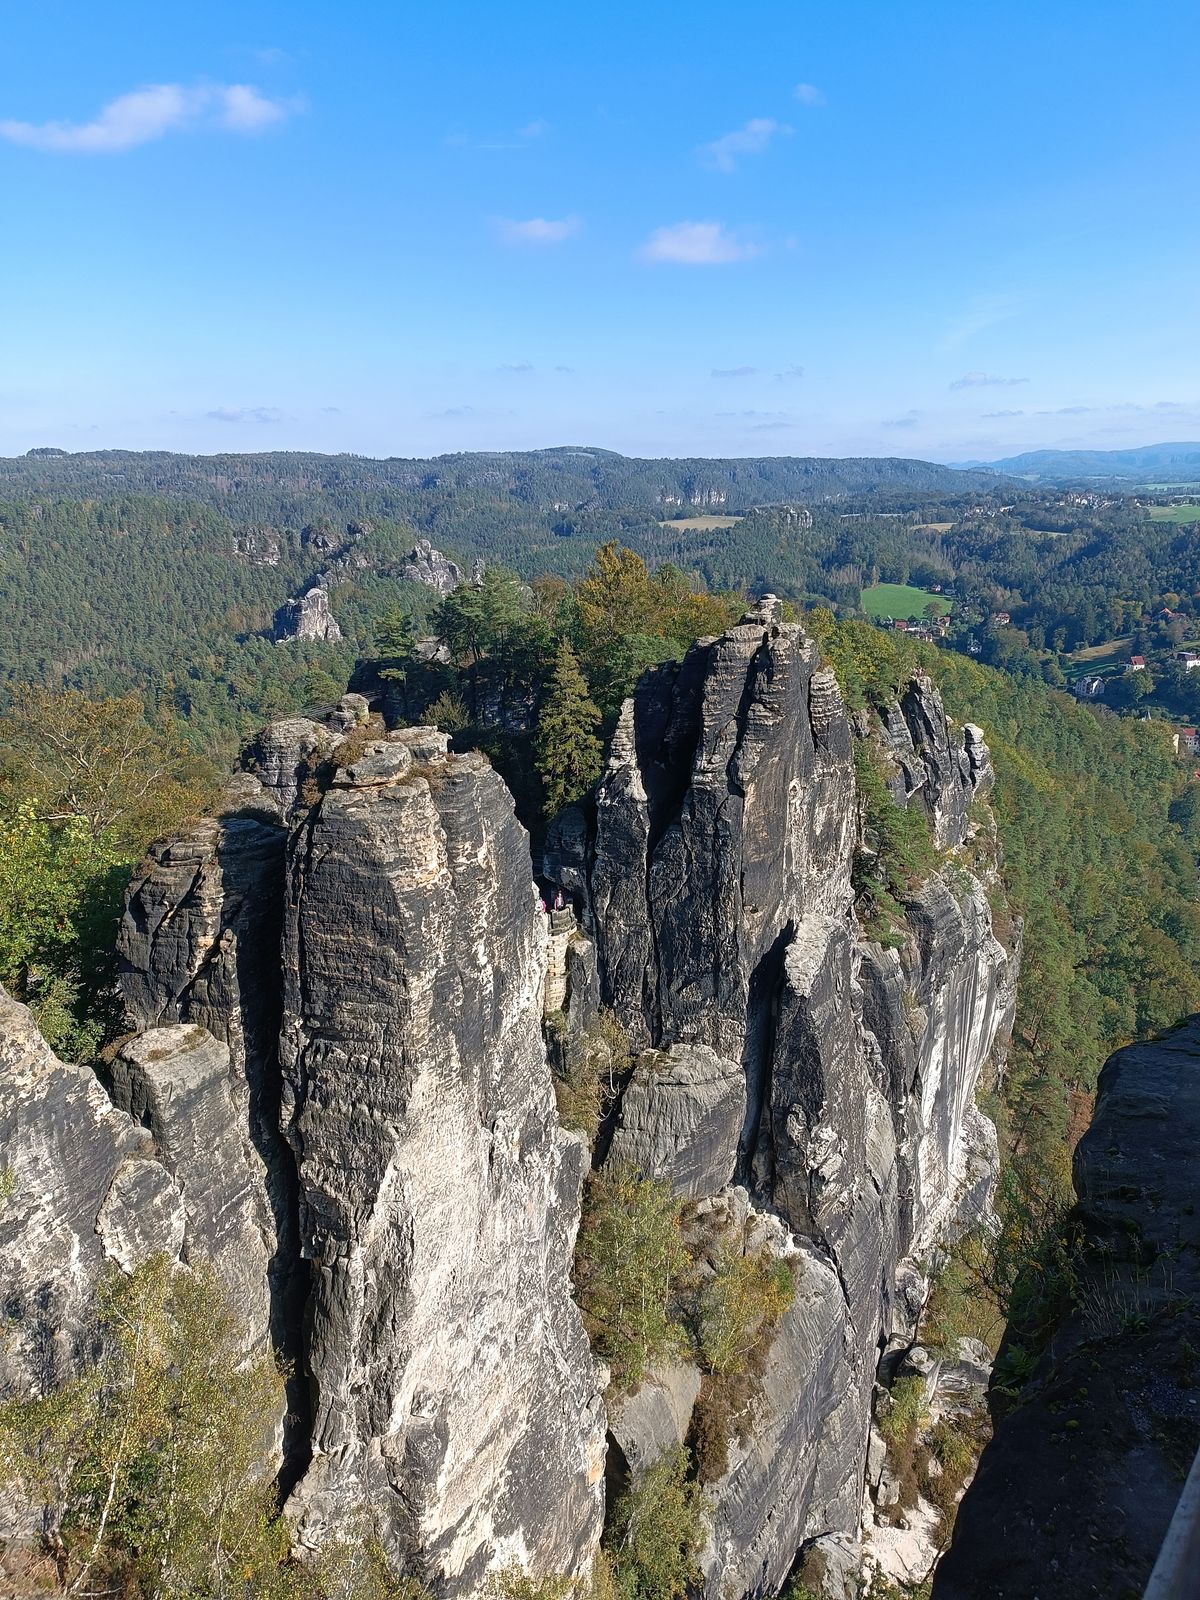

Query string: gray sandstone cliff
547 608 1014 1596
934 1018 1200 1600
278 727 606 1584
0 609 1018 1600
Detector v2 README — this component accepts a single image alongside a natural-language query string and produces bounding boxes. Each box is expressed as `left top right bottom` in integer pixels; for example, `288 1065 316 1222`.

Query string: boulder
603 1045 745 1197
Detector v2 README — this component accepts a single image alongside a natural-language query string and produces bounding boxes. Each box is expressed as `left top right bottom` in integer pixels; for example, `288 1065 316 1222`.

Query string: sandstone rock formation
273 584 342 642
547 610 1014 1595
934 1017 1200 1600
278 727 605 1584
399 537 464 595
1 610 1017 1600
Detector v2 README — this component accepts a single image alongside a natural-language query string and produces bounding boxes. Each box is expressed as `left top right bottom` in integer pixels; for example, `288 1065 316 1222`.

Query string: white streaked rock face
279 732 606 1589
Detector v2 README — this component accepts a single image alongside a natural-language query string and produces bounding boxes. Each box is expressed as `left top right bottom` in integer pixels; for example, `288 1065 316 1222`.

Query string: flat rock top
935 1017 1200 1600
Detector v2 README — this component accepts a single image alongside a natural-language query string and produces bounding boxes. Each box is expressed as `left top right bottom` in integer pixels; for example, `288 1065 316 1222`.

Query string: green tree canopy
536 641 603 819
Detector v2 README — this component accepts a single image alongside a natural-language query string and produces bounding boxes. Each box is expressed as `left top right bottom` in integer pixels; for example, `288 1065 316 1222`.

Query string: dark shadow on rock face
214 821 313 1494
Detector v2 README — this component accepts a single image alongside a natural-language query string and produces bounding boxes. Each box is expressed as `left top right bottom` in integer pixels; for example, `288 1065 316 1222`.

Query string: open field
861 582 951 620
1149 504 1200 523
913 521 954 532
1063 637 1130 683
657 514 744 531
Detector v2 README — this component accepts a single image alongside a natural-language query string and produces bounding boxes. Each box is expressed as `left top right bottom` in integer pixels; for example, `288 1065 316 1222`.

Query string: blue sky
2 0 1199 462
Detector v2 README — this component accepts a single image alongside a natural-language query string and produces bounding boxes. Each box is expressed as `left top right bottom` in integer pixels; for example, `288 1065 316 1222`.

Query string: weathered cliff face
2 609 1017 1600
548 607 1014 1596
934 1017 1200 1600
279 727 605 1584
0 986 278 1434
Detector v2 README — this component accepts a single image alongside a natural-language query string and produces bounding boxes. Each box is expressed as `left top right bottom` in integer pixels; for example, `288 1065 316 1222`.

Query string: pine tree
535 641 603 818
376 605 416 684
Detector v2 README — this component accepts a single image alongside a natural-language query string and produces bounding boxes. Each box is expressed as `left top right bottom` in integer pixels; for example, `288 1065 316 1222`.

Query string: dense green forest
6 450 1200 755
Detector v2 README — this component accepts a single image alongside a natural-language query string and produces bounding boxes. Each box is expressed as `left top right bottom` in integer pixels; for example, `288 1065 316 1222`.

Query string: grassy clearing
1071 635 1130 662
861 582 951 621
657 514 744 531
1149 504 1200 523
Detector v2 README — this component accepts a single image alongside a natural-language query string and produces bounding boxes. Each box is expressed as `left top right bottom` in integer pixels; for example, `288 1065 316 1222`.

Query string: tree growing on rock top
535 640 603 820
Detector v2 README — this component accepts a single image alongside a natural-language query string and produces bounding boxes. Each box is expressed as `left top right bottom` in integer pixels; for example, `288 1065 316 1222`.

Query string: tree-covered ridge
0 445 1005 517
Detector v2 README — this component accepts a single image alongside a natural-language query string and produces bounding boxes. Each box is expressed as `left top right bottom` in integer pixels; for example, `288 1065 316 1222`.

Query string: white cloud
640 221 759 265
0 81 298 153
712 366 758 378
495 215 580 245
219 84 291 131
207 405 282 423
950 371 1029 390
793 83 826 107
774 364 805 381
701 117 790 172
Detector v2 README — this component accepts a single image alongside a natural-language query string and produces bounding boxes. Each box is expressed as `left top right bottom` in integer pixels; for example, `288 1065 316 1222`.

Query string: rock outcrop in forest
0 612 1018 1597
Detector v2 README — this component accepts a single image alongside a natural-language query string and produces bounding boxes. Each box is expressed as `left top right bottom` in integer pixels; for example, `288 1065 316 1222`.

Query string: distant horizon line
5 439 1200 470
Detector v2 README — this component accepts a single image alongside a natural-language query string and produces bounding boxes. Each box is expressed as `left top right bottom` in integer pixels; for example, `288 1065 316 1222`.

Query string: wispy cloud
1037 404 1094 415
498 362 535 374
940 293 1022 353
453 118 550 152
793 83 826 107
0 82 299 153
882 410 920 429
712 366 758 379
981 409 1025 418
640 221 759 265
951 370 1029 390
774 365 805 381
701 117 790 172
494 215 580 245
207 405 282 424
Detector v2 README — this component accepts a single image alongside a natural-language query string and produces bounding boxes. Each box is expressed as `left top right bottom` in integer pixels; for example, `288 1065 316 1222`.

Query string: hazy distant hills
957 441 1200 485
0 445 1005 519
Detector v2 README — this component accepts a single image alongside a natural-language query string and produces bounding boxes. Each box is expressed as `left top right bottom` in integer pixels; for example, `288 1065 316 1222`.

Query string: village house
1172 727 1200 755
1127 655 1147 672
1176 650 1200 671
1074 675 1107 699
992 610 1011 625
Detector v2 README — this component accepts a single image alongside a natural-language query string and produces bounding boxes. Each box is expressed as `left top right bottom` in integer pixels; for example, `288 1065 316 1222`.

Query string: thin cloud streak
0 82 298 153
951 371 1029 390
206 405 282 423
494 215 580 244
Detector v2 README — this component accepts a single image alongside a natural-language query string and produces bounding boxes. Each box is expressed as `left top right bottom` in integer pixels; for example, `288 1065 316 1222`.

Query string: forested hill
962 440 1200 484
3 445 1004 519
